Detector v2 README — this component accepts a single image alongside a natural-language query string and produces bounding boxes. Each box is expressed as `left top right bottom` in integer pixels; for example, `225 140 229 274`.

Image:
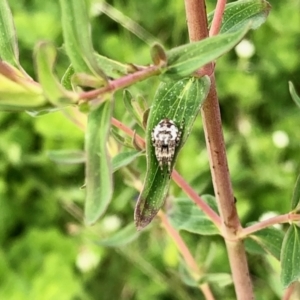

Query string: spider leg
167 160 171 173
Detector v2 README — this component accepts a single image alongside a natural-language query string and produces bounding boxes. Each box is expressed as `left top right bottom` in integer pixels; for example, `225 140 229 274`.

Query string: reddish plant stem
241 213 300 237
282 282 297 300
79 65 160 100
209 0 227 36
172 170 221 229
184 0 254 299
111 117 145 148
158 211 216 300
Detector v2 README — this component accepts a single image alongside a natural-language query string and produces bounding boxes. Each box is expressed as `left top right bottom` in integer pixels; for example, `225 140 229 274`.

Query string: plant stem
282 282 297 300
209 0 227 36
184 0 254 298
158 211 216 300
79 65 160 101
172 170 221 229
241 213 300 237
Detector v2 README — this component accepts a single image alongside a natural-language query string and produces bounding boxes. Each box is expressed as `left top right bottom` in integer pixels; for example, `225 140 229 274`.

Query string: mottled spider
151 118 182 172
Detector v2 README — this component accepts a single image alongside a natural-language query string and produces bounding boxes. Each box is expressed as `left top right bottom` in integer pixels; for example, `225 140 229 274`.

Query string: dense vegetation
1 0 300 299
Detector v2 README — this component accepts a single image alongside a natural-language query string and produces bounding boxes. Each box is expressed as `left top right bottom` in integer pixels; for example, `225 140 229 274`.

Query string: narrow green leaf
178 259 199 287
208 0 271 34
112 150 143 172
48 149 142 170
97 223 140 247
110 128 137 150
85 100 113 225
280 225 300 288
244 237 267 256
199 273 233 288
95 54 133 79
59 0 107 79
72 73 106 89
134 76 211 230
168 196 219 235
61 65 75 91
47 150 86 164
179 259 232 288
165 24 250 79
0 0 19 68
245 227 284 260
34 42 78 106
26 107 63 117
0 62 46 110
291 174 300 211
289 81 300 109
123 90 145 128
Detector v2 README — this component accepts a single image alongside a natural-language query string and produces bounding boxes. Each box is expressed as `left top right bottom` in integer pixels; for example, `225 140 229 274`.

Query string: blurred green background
1 0 300 299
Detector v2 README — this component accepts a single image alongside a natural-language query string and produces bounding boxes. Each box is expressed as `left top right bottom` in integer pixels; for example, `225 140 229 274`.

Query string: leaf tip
134 198 157 230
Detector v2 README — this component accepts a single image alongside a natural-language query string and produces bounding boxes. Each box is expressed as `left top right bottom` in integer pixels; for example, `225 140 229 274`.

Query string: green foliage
208 0 271 33
280 225 300 288
0 0 300 299
59 0 106 78
165 24 250 79
245 226 284 260
168 196 219 235
34 42 78 105
0 0 20 68
85 100 113 225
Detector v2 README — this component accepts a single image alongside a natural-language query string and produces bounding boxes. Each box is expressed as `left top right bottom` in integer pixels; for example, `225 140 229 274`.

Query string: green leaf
59 0 107 79
72 73 106 89
85 100 113 225
123 90 146 128
47 150 85 164
280 225 300 288
289 81 300 109
48 149 142 171
61 65 75 91
208 0 271 34
97 223 140 247
110 128 137 150
245 227 284 260
164 23 250 79
199 273 233 288
34 42 78 106
150 43 167 66
168 196 220 235
95 54 133 79
0 62 46 110
178 259 199 287
112 150 143 172
0 0 19 68
134 76 211 230
26 107 63 117
291 174 300 211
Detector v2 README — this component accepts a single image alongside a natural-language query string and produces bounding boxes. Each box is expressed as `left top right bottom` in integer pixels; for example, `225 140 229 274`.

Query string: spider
151 118 182 172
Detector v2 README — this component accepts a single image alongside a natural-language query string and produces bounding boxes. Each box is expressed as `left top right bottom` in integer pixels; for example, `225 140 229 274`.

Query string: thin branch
79 65 160 101
282 282 298 300
158 211 216 300
241 213 300 237
172 170 221 230
111 117 145 148
209 0 227 36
